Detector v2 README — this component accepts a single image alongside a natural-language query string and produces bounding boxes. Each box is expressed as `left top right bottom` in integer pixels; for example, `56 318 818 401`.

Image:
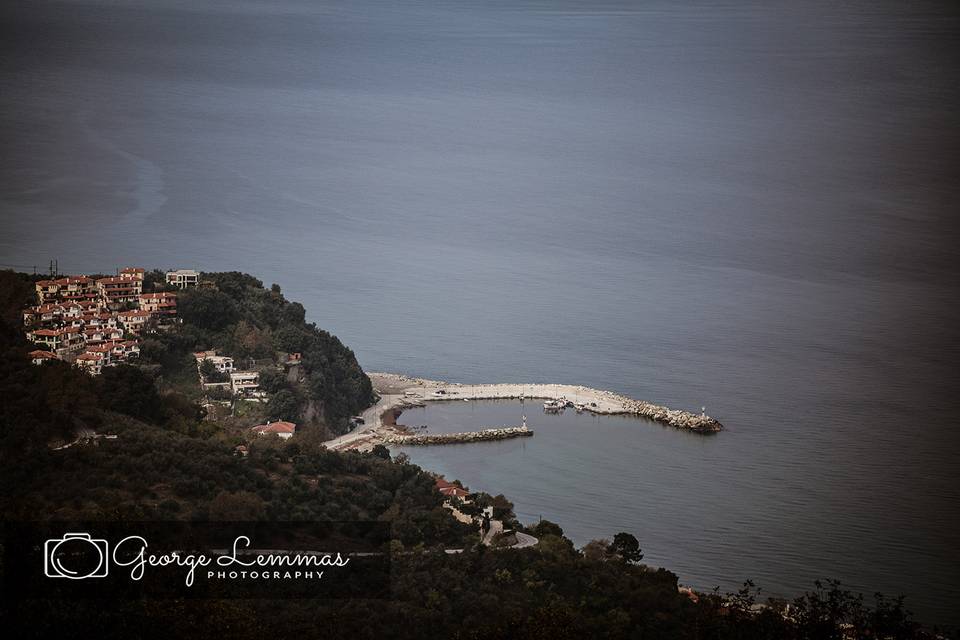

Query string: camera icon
44 533 110 579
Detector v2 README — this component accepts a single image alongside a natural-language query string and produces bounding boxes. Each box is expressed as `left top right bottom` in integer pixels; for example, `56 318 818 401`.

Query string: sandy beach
323 372 723 452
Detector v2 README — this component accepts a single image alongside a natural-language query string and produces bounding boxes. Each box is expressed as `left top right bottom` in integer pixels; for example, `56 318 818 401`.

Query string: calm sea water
394 401 959 622
1 0 958 626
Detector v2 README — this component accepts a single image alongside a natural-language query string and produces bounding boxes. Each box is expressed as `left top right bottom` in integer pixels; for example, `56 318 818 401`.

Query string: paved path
513 532 538 548
481 520 539 549
322 393 401 451
482 519 504 545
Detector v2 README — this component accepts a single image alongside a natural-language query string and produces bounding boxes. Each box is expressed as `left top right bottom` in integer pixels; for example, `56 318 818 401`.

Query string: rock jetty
619 400 722 433
384 425 533 446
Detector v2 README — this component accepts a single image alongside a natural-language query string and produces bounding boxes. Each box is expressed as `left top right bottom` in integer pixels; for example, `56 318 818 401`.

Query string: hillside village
20 267 306 442
23 267 190 374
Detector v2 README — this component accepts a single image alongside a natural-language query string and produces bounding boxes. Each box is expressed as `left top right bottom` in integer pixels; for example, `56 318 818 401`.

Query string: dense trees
0 332 461 533
582 537 611 561
0 270 38 325
528 518 564 538
266 388 299 422
97 365 168 424
177 288 239 330
154 271 372 433
609 531 644 564
256 367 289 394
0 313 101 453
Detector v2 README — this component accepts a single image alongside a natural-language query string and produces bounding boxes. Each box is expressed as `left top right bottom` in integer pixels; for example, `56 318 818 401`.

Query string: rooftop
251 421 296 435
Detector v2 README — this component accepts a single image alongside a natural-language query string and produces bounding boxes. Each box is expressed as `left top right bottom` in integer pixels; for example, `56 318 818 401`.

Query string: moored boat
543 399 565 412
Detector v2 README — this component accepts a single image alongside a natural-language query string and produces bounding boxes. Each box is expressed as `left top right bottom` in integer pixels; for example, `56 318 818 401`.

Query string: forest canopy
145 270 373 434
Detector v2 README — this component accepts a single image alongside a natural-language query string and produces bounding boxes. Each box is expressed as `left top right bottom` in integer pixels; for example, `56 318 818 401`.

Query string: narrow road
322 393 400 450
482 519 504 545
513 532 538 548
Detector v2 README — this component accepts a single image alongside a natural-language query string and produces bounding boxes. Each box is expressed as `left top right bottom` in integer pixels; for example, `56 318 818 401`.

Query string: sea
1 0 958 626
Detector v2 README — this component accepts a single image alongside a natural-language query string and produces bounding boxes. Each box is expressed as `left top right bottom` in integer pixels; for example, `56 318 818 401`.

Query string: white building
230 370 259 396
166 269 199 289
194 351 235 374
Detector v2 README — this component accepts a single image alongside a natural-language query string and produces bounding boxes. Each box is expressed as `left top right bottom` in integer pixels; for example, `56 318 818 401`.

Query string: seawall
384 425 533 446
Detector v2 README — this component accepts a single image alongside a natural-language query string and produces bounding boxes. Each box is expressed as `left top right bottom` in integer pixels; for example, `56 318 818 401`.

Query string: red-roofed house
84 343 114 362
27 326 84 355
29 350 59 365
75 352 107 375
23 303 62 327
84 326 124 344
250 421 296 439
27 328 62 351
118 309 151 334
97 275 143 306
435 477 470 499
35 276 96 304
139 291 177 317
104 339 140 361
85 313 118 329
35 280 59 304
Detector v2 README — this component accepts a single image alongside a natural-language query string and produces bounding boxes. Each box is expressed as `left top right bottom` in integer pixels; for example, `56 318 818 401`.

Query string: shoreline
323 372 722 452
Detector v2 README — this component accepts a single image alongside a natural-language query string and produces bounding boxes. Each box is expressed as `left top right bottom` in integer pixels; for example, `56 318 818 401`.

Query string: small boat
574 403 587 413
543 400 564 412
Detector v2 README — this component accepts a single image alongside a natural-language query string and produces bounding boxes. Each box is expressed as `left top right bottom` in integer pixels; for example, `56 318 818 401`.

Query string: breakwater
384 425 533 446
619 400 722 433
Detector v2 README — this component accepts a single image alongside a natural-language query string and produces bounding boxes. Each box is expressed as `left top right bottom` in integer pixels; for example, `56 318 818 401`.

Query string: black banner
1 521 391 600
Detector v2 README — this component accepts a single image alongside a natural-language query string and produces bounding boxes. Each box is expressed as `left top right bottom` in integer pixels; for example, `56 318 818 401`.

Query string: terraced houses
23 267 181 375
